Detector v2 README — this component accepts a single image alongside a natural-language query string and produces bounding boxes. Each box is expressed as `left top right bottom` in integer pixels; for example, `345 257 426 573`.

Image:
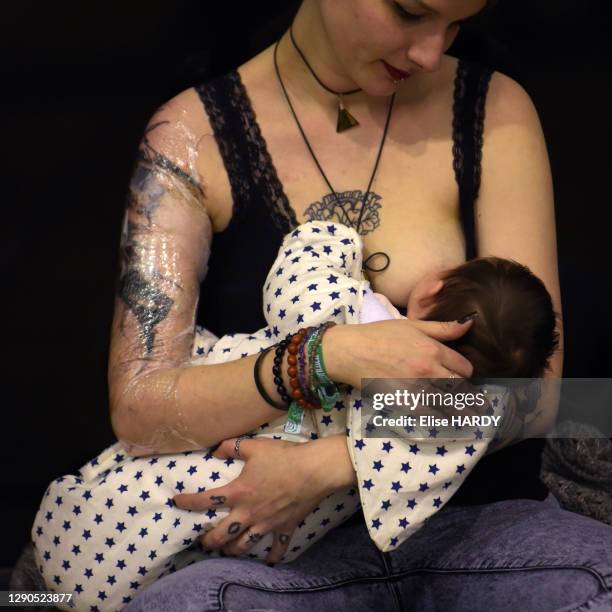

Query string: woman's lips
382 60 412 81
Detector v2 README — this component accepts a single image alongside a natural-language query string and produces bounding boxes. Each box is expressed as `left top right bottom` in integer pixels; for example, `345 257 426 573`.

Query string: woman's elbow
108 367 218 455
110 406 178 457
109 394 151 457
108 372 168 456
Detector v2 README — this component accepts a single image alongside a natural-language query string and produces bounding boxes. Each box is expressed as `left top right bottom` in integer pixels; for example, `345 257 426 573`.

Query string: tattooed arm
108 93 295 456
108 95 211 454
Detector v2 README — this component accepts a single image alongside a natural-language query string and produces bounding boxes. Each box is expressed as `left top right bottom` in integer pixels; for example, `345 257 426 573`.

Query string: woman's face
317 0 488 95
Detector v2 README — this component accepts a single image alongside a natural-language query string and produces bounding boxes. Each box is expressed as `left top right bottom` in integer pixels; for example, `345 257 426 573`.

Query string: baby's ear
422 277 444 299
407 274 444 320
414 275 444 305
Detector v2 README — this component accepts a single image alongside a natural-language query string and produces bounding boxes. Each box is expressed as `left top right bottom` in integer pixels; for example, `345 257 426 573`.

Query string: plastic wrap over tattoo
108 97 213 455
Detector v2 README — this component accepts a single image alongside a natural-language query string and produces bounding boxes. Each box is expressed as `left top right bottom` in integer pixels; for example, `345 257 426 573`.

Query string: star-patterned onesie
32 221 508 611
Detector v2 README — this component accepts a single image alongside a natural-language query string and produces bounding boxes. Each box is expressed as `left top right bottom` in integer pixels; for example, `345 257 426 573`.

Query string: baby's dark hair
424 257 559 378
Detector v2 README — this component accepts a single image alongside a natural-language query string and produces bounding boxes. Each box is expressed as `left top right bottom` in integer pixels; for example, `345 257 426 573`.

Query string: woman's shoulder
140 85 218 186
152 85 215 139
139 83 232 230
485 69 542 129
437 55 542 133
441 54 533 100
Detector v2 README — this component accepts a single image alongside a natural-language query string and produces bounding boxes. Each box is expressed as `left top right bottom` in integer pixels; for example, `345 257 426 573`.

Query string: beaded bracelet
308 322 339 411
253 345 288 411
306 327 322 399
301 326 322 406
272 337 292 407
297 330 312 404
306 322 334 397
303 331 323 406
286 328 320 410
314 343 333 385
314 342 342 411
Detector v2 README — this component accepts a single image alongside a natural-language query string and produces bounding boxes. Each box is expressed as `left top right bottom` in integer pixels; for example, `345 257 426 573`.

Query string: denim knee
391 566 606 612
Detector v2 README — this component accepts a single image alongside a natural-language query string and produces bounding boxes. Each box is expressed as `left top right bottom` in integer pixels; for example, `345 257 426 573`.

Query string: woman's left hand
172 435 355 563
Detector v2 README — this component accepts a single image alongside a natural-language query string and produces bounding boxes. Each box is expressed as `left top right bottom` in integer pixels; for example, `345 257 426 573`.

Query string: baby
32 221 558 611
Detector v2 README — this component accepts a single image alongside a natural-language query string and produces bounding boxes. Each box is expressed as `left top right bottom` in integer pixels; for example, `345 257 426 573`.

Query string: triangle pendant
337 106 359 133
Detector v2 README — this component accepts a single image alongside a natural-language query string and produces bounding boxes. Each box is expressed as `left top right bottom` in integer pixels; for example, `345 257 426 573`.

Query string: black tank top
194 59 548 505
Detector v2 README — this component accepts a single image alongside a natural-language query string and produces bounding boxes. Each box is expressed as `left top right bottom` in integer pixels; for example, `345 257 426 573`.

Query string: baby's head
413 257 559 378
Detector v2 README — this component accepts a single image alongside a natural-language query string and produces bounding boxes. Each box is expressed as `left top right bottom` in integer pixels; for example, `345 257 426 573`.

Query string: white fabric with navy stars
32 221 507 611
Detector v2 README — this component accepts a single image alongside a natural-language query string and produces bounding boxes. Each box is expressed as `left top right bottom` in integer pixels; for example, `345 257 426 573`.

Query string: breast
360 200 467 309
285 183 468 310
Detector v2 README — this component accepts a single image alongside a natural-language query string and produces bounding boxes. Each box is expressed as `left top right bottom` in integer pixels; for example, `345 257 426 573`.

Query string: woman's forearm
484 342 564 456
113 350 291 456
113 322 352 457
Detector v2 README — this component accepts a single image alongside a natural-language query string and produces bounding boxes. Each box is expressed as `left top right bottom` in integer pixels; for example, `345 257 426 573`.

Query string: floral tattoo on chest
304 190 382 235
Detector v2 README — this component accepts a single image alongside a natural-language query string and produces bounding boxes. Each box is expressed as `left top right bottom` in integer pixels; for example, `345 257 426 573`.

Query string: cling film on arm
108 96 214 456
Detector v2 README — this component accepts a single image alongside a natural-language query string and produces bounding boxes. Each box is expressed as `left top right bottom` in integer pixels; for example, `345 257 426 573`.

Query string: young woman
100 0 611 610
34 211 560 609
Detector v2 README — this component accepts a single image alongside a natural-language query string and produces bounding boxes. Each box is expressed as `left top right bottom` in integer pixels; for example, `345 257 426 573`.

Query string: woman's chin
361 79 400 98
359 72 405 97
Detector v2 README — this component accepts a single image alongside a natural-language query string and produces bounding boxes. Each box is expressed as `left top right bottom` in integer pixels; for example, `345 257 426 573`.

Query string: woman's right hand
324 316 476 389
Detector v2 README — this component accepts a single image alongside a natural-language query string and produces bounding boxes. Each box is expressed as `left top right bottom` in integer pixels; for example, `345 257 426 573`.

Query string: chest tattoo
303 190 382 236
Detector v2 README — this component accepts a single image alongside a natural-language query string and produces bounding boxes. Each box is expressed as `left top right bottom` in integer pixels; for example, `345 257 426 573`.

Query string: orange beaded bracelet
286 327 320 410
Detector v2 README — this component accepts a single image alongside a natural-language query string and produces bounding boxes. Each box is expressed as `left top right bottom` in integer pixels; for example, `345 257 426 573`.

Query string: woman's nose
406 30 447 73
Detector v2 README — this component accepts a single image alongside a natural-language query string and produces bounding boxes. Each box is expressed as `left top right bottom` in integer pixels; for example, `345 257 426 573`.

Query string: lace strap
195 72 298 233
452 59 493 260
195 73 252 223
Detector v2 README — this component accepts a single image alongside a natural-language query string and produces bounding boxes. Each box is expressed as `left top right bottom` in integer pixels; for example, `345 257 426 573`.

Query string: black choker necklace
289 26 361 133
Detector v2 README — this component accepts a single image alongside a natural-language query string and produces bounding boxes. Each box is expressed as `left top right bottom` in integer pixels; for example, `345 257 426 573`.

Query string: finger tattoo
228 522 242 535
210 495 226 506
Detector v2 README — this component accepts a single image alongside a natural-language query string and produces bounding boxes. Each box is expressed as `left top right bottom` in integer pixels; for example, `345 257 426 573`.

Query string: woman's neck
291 1 359 92
277 0 363 106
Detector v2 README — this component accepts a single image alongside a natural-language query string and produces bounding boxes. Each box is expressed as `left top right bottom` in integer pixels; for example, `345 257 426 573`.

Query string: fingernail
457 311 478 324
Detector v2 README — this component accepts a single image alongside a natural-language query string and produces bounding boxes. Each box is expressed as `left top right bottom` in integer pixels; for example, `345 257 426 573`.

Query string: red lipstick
382 60 412 81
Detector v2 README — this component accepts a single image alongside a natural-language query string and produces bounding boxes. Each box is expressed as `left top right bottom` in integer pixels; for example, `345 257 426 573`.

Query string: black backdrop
3 0 612 569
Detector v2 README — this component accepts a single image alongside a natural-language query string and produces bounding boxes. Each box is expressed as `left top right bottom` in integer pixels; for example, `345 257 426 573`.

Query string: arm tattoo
210 495 226 506
117 268 174 354
141 121 205 200
128 158 165 226
228 522 242 535
117 210 173 354
116 119 206 355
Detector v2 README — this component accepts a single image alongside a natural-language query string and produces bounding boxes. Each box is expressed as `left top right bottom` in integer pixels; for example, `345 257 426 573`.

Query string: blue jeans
124 492 612 611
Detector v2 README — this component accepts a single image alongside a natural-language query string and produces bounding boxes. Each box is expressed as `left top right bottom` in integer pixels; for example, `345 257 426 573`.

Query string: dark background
3 0 612 574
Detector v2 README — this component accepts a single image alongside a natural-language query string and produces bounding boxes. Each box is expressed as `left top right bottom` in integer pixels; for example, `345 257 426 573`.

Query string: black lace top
193 59 548 506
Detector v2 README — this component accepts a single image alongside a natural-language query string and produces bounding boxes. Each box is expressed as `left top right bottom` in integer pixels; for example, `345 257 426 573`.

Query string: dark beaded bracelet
273 336 293 406
253 345 288 411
